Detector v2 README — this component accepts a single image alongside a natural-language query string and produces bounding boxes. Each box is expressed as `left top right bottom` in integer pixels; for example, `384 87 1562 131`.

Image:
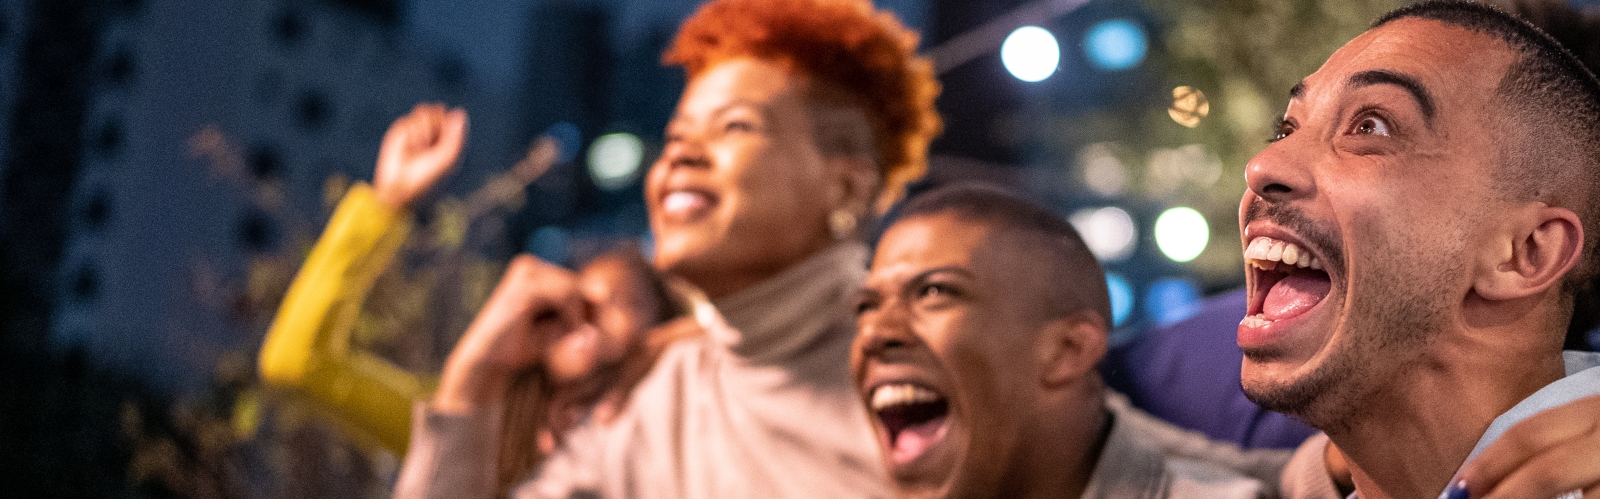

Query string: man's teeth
1244 237 1322 270
870 384 942 411
1240 313 1273 327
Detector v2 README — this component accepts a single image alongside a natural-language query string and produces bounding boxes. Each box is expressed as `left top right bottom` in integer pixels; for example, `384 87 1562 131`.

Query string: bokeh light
1154 206 1208 263
1145 278 1202 326
1001 26 1060 82
1105 272 1135 327
542 121 582 164
587 132 645 190
1084 19 1147 71
1168 86 1210 128
1078 143 1126 197
1069 206 1137 262
527 225 572 265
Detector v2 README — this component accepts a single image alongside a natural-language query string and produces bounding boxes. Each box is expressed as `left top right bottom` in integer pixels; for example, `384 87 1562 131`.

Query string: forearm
258 183 423 453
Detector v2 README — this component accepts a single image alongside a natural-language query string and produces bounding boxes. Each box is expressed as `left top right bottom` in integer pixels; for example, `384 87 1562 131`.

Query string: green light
1154 207 1208 263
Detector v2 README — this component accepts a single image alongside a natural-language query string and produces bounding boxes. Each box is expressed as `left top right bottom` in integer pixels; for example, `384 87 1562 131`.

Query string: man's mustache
1244 201 1344 275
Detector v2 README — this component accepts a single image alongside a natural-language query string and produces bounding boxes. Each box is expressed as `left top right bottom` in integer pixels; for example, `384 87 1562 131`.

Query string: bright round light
1084 19 1147 71
1145 278 1202 326
587 133 645 190
1154 207 1209 263
1069 206 1137 262
1105 273 1135 327
1001 26 1060 82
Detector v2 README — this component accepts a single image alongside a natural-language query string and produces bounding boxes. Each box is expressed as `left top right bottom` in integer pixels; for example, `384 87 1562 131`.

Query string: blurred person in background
258 105 690 496
854 185 1274 499
391 0 942 497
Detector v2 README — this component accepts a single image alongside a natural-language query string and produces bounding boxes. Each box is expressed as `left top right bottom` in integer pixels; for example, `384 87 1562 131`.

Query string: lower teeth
1240 314 1274 327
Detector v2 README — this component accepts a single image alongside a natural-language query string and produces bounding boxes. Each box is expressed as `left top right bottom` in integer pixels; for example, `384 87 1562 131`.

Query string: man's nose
1244 139 1315 204
857 302 918 358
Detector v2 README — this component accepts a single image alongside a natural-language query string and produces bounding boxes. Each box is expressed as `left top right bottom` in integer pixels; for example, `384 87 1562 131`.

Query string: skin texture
1238 18 1584 499
647 57 877 299
852 213 1106 499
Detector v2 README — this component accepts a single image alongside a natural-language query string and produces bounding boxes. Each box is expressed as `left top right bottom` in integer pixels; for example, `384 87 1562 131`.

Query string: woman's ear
827 155 879 215
1474 206 1584 301
1036 311 1109 388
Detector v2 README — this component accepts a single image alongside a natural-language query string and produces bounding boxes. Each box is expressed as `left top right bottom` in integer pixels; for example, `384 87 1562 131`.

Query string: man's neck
1331 332 1565 499
1008 386 1108 499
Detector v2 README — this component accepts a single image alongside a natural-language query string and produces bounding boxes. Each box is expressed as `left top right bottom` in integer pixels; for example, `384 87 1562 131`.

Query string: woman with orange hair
393 0 941 497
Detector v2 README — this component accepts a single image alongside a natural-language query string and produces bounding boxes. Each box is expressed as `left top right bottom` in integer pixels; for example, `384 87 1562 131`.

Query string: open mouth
1242 236 1333 328
869 383 950 466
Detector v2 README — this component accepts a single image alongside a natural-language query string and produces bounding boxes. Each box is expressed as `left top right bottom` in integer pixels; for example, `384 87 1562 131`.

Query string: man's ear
1474 206 1584 301
1037 311 1109 388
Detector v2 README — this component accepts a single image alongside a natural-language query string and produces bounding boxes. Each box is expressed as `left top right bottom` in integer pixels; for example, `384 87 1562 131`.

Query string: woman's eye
724 120 755 133
1269 119 1294 143
1352 115 1390 136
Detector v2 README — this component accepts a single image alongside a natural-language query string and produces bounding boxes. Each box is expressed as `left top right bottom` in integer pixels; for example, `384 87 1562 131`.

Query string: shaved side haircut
1376 1 1600 294
892 184 1112 327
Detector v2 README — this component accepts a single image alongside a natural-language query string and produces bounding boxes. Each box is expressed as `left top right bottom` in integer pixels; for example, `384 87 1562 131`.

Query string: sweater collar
702 241 869 363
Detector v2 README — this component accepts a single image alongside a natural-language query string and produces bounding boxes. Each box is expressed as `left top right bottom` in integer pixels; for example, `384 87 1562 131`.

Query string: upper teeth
870 383 941 411
663 191 709 214
1245 237 1322 271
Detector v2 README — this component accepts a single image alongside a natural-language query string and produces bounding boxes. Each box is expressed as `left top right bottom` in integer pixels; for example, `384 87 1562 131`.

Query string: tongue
1263 272 1331 321
891 416 948 465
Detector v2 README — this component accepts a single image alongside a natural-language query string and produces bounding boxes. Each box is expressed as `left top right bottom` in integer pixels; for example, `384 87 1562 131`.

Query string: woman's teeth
870 383 941 411
662 191 711 216
1245 236 1321 271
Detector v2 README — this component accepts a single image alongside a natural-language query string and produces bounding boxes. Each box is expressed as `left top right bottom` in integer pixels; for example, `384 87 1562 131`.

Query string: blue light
541 122 582 164
1145 278 1201 326
1084 19 1147 71
526 226 572 266
1106 272 1135 327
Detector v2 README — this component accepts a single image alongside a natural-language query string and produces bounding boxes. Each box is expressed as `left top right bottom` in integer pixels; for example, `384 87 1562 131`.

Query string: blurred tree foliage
1034 0 1402 286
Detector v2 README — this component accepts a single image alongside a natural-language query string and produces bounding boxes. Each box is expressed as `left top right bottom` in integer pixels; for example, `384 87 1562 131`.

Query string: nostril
1262 183 1292 195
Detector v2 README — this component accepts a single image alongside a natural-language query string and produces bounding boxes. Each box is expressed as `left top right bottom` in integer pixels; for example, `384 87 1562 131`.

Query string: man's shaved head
1377 0 1600 289
893 184 1111 327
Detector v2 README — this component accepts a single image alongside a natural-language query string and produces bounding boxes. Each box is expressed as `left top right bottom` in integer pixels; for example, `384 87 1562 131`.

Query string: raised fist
374 103 468 210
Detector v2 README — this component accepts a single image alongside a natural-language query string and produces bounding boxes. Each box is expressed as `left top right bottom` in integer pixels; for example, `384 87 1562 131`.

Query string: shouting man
1237 2 1600 498
853 185 1275 499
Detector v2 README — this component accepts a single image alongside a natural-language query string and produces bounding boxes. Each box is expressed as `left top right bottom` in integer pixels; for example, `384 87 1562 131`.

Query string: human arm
1451 394 1600 499
256 104 467 454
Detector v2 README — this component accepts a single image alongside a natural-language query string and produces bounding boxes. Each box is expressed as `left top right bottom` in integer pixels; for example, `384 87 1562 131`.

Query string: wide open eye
1350 113 1391 137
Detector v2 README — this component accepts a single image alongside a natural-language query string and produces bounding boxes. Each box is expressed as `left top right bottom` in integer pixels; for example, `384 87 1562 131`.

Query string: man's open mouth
1242 236 1333 328
869 383 950 465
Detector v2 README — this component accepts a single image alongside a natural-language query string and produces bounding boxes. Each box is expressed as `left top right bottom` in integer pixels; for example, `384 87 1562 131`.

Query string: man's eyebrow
1348 69 1436 123
1289 80 1306 100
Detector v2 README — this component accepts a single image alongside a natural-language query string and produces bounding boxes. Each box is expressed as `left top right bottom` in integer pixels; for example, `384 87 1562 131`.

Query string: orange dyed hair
664 0 942 210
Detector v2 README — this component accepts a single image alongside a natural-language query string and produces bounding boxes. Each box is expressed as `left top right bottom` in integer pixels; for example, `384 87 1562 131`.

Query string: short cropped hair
1375 0 1600 288
893 184 1113 328
664 0 943 210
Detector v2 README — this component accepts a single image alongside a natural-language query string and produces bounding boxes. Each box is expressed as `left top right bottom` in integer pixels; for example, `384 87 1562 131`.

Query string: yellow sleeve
258 183 425 455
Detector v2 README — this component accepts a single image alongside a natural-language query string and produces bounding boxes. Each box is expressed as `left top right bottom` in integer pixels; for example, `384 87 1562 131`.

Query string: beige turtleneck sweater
394 242 891 499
